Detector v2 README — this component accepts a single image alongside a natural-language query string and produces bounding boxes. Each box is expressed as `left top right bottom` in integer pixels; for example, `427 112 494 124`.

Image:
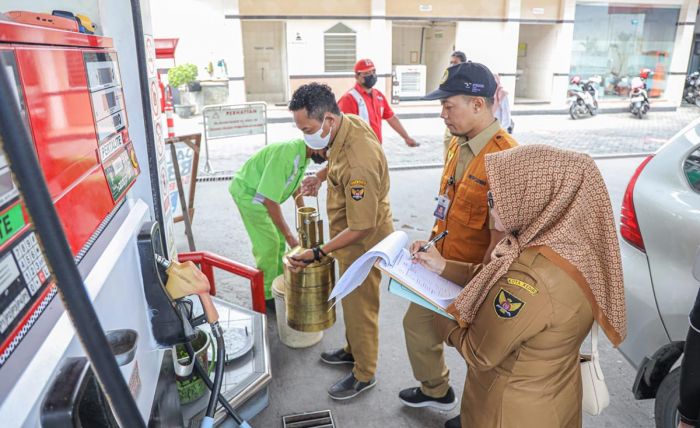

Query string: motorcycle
629 76 650 119
569 76 600 119
684 71 700 106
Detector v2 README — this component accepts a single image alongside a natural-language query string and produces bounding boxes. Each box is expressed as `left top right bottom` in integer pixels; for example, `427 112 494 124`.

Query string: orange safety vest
433 129 517 263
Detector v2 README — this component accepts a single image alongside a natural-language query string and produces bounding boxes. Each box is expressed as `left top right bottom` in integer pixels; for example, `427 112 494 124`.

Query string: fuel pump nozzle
154 255 246 427
155 254 219 324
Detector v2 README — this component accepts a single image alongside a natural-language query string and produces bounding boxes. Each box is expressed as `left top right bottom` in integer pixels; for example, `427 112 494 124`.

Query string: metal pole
202 107 214 174
169 142 196 251
0 56 146 428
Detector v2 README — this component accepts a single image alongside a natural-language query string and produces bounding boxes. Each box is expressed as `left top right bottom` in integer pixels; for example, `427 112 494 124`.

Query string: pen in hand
411 230 448 258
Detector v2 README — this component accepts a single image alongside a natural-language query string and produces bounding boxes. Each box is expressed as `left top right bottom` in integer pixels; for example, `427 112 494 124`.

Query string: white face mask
303 117 332 150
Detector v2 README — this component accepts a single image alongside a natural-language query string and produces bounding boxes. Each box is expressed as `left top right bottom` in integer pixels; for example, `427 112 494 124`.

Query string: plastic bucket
272 275 323 348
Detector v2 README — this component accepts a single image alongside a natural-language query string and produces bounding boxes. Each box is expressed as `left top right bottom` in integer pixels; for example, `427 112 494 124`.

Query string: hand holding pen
409 231 449 274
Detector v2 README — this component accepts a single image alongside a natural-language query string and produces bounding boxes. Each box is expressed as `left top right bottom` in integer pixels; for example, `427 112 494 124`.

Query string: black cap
423 61 497 100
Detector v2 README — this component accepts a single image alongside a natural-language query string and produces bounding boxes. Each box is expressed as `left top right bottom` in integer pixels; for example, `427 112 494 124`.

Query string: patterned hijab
448 144 627 346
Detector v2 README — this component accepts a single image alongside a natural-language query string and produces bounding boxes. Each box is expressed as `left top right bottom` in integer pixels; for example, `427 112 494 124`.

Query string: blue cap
423 61 497 100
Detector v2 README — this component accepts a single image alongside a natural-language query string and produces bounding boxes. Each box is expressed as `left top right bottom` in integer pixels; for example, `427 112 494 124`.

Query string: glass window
570 4 680 99
684 147 700 193
324 23 356 73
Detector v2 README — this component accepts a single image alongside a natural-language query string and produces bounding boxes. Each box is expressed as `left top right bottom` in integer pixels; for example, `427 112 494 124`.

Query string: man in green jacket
229 138 326 307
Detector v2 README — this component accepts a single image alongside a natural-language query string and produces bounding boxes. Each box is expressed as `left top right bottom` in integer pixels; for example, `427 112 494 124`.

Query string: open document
329 231 463 318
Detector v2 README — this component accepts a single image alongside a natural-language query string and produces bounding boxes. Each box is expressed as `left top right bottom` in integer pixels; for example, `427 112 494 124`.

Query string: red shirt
337 83 394 143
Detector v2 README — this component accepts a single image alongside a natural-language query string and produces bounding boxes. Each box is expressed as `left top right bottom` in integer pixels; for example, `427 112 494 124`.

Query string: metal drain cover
282 410 335 428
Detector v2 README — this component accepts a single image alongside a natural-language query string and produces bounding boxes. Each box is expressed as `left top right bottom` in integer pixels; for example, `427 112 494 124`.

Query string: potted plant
168 63 198 118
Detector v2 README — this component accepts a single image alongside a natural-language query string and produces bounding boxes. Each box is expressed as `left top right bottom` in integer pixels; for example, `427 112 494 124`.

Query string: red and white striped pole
165 85 175 138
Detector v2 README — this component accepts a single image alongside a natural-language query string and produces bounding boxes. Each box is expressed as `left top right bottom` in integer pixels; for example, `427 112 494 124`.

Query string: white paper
329 231 409 301
379 249 463 301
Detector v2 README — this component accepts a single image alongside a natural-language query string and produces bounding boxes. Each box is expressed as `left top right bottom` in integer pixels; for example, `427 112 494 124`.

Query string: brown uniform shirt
326 114 394 263
436 247 594 428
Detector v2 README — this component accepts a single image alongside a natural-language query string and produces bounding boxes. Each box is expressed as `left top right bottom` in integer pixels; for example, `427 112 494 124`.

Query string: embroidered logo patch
494 288 524 319
507 278 538 295
440 69 449 84
349 179 366 201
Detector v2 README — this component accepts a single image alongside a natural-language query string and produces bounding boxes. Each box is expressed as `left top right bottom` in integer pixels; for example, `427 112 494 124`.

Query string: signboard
164 134 201 222
203 104 266 140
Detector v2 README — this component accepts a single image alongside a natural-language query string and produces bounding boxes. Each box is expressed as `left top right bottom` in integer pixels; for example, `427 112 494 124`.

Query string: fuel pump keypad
12 233 49 295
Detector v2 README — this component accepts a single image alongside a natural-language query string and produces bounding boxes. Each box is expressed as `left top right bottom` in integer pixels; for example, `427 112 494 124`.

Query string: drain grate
282 410 335 428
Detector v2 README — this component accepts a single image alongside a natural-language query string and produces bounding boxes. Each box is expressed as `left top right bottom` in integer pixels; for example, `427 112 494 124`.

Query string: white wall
149 0 245 102
516 24 558 100
455 21 520 97
424 24 456 92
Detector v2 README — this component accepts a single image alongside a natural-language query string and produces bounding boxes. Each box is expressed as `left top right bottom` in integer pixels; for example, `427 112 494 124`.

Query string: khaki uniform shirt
436 247 594 428
326 114 394 263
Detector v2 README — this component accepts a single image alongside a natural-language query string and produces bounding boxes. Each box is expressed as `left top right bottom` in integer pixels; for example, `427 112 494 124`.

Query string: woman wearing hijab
492 74 514 134
412 144 626 428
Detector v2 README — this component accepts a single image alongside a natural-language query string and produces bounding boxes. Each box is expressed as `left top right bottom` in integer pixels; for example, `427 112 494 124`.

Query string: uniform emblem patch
440 69 449 84
494 288 524 319
350 179 366 201
507 278 538 295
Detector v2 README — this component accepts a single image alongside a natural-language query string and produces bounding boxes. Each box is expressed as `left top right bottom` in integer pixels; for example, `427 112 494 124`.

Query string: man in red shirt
337 59 418 147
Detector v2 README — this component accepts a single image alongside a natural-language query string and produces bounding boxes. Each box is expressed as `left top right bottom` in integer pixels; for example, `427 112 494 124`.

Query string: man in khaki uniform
399 63 517 428
287 83 394 400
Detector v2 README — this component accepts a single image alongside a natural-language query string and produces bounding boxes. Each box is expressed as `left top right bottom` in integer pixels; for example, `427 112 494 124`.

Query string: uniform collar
328 114 348 155
458 120 501 156
354 82 373 97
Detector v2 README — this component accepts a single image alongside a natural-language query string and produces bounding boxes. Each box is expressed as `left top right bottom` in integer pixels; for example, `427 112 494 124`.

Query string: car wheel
654 367 681 428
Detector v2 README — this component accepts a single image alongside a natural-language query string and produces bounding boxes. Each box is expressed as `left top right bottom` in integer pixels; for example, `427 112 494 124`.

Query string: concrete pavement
174 156 656 428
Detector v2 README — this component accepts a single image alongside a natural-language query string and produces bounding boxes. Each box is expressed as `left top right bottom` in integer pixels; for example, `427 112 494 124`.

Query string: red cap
354 59 375 73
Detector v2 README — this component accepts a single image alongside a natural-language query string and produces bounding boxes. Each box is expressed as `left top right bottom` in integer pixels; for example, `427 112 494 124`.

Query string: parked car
618 118 700 428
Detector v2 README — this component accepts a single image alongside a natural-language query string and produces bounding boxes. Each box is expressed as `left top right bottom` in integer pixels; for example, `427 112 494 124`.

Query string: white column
222 0 247 103
550 0 576 106
666 0 698 106
370 0 392 95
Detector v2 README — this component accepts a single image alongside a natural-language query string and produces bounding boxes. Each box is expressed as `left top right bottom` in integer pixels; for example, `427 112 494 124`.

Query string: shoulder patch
494 288 525 319
507 277 538 295
350 179 366 201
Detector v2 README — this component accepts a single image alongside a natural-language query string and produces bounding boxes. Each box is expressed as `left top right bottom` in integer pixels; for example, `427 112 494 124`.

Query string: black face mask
311 153 327 164
363 74 377 88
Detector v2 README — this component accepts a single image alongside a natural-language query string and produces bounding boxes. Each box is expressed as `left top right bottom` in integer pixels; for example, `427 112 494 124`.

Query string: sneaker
444 415 461 428
328 372 376 400
398 386 457 411
320 348 355 365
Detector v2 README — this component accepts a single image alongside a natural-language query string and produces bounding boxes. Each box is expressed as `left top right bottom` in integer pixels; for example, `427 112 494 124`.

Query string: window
570 5 680 99
324 23 356 73
684 146 700 193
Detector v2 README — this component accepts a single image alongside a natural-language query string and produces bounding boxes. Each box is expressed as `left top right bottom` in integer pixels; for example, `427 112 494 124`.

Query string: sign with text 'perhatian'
204 104 266 140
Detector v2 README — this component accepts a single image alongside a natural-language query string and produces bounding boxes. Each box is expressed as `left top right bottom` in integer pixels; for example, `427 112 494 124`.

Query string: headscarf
447 144 627 346
492 73 508 115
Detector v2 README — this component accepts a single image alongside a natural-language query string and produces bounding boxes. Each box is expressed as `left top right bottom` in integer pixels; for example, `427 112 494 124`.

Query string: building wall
516 24 559 100
150 0 245 103
386 0 506 19
239 0 371 16
520 0 562 20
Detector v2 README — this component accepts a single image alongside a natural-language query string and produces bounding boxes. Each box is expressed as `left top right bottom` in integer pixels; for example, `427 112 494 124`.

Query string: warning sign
203 104 266 140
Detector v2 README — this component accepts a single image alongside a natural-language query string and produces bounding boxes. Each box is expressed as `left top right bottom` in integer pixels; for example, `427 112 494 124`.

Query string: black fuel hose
184 343 247 426
203 322 227 427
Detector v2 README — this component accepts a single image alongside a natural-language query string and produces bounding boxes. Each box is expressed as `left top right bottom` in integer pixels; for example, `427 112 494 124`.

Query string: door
242 21 287 104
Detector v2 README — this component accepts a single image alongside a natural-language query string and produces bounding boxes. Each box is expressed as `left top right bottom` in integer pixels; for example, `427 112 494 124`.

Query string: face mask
303 117 332 150
311 152 326 164
363 74 377 88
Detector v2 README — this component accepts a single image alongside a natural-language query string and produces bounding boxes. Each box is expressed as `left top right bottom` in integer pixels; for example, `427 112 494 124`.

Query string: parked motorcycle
569 76 600 119
630 69 651 119
684 70 700 106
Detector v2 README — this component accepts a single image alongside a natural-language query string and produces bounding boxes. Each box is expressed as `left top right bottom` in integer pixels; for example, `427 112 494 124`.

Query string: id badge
433 194 450 220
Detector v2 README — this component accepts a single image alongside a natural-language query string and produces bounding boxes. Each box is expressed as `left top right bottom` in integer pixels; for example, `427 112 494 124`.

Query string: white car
618 119 700 427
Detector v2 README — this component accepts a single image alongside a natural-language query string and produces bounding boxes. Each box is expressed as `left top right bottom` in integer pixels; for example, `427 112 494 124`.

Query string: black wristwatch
312 246 327 261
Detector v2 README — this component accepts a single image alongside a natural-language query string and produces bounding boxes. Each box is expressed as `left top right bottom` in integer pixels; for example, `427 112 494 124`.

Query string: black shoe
328 372 376 400
320 348 355 365
398 386 457 411
445 415 461 428
265 298 275 312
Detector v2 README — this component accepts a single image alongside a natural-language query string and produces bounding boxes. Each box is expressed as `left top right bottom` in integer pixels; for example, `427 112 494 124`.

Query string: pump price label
0 204 25 247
